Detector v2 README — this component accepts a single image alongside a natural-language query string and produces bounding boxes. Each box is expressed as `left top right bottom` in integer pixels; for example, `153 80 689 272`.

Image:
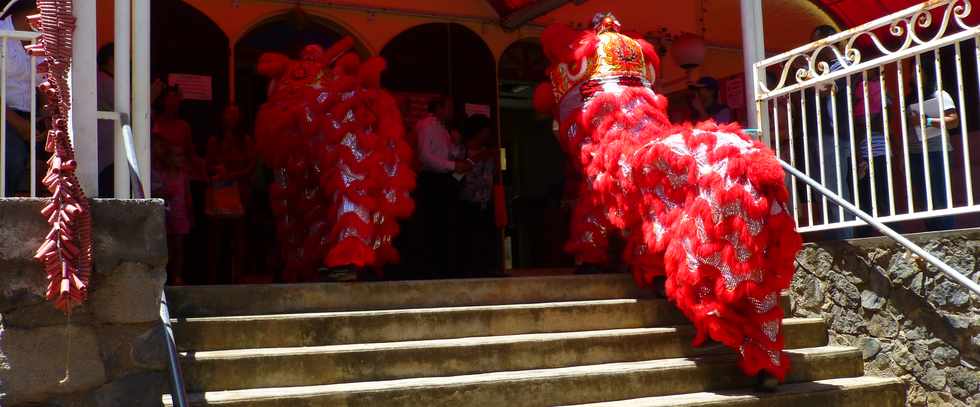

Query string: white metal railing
0 26 141 199
754 0 980 234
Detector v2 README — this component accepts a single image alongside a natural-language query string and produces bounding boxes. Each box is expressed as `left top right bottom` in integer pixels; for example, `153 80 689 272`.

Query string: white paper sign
465 103 491 118
168 74 213 101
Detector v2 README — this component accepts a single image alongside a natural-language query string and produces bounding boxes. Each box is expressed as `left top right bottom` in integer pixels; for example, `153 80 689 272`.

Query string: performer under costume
533 14 802 385
254 38 416 281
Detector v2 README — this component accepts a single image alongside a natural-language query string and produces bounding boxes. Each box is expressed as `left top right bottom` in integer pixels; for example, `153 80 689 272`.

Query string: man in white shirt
1 0 40 196
414 96 470 277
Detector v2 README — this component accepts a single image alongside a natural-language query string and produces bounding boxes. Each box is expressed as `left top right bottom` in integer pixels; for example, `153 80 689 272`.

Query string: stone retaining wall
791 229 980 406
0 199 169 406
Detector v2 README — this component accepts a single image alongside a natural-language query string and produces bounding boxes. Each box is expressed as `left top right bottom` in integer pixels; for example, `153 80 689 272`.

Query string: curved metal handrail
160 291 189 407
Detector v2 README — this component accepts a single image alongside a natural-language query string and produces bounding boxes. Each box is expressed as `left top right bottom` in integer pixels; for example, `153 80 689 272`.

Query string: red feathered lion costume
535 14 802 381
254 37 415 281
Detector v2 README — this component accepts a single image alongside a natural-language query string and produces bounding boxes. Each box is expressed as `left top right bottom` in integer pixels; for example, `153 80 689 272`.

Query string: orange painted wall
94 0 837 94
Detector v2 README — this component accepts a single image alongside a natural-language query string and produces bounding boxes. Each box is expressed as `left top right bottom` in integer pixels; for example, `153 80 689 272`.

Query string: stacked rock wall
792 229 980 406
0 199 169 406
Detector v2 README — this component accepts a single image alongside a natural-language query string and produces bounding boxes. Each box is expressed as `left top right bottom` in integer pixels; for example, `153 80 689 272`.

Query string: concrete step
166 346 863 407
173 296 791 351
172 298 677 351
166 274 648 317
173 299 669 351
558 376 907 407
181 318 828 392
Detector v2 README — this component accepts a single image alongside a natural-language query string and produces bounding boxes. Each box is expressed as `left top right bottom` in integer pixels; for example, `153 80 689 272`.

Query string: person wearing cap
689 76 733 125
1 0 42 196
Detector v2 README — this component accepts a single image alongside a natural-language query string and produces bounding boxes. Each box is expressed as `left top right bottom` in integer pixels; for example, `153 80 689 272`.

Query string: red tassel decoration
29 0 93 313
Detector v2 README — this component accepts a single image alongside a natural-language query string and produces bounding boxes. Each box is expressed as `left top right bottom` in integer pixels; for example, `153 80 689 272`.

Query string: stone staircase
163 274 906 406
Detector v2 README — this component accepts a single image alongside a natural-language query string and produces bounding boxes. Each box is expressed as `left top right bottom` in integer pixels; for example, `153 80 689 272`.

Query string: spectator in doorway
205 105 256 284
153 86 199 173
456 114 500 278
151 134 191 285
415 96 470 278
689 76 733 124
151 86 201 283
0 0 42 196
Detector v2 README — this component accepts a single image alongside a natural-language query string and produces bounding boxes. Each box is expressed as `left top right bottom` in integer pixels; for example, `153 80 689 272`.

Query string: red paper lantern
671 33 706 70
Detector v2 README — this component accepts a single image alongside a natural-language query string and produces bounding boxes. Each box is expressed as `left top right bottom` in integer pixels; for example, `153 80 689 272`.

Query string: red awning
491 0 977 29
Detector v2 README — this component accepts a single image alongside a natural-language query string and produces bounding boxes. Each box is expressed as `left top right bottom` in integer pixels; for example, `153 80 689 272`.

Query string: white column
114 0 132 198
740 0 767 133
133 0 151 198
69 0 99 195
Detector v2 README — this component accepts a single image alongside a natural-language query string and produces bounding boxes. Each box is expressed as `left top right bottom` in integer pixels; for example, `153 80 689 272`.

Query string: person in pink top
151 86 200 284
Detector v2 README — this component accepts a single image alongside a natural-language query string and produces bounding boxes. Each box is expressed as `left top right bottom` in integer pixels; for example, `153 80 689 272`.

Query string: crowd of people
141 88 500 284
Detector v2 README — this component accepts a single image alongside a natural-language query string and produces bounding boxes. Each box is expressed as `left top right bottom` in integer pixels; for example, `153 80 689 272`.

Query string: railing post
114 0 132 198
133 0 151 198
70 0 99 195
740 0 768 140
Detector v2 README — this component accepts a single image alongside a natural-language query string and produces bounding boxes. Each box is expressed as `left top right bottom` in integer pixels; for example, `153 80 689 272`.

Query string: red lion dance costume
534 14 802 383
254 38 415 281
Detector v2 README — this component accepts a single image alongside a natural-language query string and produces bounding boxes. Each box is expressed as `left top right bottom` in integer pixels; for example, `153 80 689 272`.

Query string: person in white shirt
414 96 470 278
905 53 958 231
1 0 41 196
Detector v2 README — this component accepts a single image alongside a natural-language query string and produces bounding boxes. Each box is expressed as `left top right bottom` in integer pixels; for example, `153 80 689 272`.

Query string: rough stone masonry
0 199 169 406
792 229 980 407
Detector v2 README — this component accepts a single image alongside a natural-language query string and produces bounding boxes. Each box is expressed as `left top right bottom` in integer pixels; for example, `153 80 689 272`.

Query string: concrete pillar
114 0 132 198
133 0 151 198
70 0 99 195
740 0 767 135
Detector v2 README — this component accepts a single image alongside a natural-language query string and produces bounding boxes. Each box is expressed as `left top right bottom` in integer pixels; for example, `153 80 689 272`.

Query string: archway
151 0 229 146
498 39 572 269
380 23 497 130
151 0 230 285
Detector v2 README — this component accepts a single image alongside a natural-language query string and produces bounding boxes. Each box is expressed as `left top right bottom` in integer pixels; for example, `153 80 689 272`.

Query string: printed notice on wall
465 103 491 118
168 74 213 101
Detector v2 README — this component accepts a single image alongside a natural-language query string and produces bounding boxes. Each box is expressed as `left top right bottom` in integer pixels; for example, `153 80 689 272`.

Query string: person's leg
820 133 854 238
873 158 891 217
3 125 28 196
445 180 462 278
231 218 247 284
418 172 451 279
926 151 955 230
167 233 186 285
98 165 115 198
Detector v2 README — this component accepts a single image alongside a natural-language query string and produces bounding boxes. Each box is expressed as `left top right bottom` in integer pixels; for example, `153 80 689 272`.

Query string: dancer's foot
357 268 382 282
755 372 779 392
651 276 667 298
575 263 604 275
323 266 359 282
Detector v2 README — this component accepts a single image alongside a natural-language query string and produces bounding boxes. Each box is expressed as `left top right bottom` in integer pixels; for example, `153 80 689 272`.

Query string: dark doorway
498 40 573 270
380 23 498 119
380 23 500 278
150 1 230 284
